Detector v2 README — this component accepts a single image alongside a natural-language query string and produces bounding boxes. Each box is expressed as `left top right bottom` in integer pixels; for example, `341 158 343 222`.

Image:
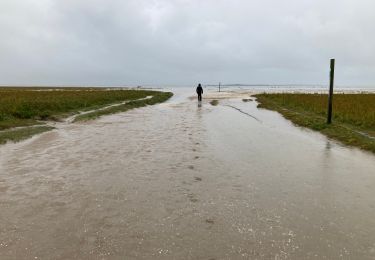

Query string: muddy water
1 89 375 259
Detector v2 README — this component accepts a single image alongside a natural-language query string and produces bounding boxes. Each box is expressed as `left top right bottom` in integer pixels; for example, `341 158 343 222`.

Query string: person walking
196 83 203 101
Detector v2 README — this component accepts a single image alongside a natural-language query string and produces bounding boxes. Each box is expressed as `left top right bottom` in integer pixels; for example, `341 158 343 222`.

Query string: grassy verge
74 92 173 121
255 93 375 153
0 126 54 144
0 88 167 130
0 88 173 144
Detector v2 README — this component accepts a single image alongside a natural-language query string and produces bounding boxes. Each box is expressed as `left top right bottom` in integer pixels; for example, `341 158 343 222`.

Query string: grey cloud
0 0 374 86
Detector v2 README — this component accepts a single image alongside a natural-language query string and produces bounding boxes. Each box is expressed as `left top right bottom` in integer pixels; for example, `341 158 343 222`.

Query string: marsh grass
0 88 161 129
255 93 375 153
74 92 173 121
0 126 54 144
0 88 173 144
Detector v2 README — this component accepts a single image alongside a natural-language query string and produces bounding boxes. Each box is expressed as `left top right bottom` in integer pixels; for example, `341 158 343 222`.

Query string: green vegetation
74 92 173 121
0 88 173 144
0 126 54 144
209 100 219 106
255 93 375 153
0 88 167 129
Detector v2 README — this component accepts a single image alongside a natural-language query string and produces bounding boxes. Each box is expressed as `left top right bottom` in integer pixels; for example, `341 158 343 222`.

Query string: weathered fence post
327 59 335 124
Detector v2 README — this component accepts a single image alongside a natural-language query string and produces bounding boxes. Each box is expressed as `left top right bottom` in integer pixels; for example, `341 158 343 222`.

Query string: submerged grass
255 93 375 153
0 88 173 144
0 126 54 144
74 92 173 121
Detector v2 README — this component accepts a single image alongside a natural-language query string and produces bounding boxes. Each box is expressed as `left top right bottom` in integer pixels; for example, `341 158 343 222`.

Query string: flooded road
1 89 375 259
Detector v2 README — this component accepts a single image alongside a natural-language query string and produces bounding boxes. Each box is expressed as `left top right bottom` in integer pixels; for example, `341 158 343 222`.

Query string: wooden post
327 59 335 124
219 82 221 92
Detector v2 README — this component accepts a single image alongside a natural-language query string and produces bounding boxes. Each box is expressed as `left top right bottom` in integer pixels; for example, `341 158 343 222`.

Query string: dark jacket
196 86 203 94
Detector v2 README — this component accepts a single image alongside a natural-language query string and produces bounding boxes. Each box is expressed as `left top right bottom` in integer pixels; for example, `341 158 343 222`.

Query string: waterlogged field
255 93 375 153
0 88 172 143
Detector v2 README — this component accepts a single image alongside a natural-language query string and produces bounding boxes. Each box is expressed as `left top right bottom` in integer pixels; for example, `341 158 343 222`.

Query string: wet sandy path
1 90 375 259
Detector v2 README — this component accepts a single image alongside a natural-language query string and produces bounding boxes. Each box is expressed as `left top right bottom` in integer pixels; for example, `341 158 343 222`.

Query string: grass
0 88 166 129
0 126 54 144
74 92 173 121
0 88 173 144
255 93 375 153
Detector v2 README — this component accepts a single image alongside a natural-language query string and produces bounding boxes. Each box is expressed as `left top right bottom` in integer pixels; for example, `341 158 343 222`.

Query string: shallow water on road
1 89 375 259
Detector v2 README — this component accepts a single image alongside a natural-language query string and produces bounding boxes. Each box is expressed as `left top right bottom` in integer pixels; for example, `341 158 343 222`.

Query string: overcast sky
1 0 375 86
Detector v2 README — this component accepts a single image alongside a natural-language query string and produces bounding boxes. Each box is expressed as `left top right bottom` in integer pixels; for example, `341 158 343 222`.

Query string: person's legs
198 94 202 101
